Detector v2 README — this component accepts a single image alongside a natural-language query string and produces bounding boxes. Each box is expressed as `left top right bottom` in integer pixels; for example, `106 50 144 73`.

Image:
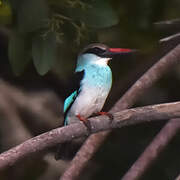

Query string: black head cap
80 43 109 57
80 43 134 58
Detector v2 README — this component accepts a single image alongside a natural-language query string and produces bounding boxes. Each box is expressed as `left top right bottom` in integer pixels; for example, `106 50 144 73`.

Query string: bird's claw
97 112 114 123
76 114 91 136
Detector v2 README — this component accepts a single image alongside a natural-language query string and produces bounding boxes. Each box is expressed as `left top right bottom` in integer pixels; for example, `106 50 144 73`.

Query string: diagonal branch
121 118 180 180
0 102 180 171
61 43 180 180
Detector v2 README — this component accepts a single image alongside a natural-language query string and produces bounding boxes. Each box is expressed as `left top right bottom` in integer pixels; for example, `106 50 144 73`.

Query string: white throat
94 57 111 66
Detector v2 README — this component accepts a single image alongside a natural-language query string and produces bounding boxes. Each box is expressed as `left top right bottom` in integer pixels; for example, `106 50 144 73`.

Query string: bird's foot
76 114 91 135
97 111 114 122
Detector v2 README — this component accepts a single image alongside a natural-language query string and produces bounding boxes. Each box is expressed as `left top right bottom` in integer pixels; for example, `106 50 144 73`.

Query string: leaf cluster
0 0 119 75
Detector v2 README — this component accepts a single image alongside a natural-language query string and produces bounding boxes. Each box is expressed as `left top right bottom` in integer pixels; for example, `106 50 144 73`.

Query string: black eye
83 47 106 56
93 47 106 54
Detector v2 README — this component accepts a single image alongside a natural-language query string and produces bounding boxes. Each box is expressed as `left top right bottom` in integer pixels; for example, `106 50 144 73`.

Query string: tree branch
61 43 180 180
0 79 63 133
0 102 180 171
121 118 180 180
120 43 180 179
175 172 180 180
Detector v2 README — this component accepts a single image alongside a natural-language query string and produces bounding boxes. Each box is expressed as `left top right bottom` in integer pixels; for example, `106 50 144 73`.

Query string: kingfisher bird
55 43 133 160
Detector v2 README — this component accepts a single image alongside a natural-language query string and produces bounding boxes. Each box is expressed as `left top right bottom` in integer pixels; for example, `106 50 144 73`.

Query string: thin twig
0 102 180 170
154 18 180 26
160 33 180 43
61 44 180 180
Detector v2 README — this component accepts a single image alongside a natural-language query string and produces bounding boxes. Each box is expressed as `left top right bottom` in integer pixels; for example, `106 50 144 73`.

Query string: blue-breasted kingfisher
55 43 134 160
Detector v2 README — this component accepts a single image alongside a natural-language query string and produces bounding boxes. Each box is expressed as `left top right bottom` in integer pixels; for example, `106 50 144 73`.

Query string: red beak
109 48 133 53
103 48 135 58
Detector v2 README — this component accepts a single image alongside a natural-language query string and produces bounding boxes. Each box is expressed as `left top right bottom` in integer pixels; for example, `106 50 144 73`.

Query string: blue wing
64 91 78 113
63 70 84 125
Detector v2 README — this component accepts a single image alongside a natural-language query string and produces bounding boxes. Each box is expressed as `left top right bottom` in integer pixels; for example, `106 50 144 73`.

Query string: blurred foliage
0 0 121 75
8 30 32 75
0 0 179 76
1 0 180 179
32 32 57 75
0 1 12 25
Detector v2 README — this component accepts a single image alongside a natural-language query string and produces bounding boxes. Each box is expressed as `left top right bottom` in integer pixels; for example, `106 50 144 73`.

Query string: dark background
0 0 180 179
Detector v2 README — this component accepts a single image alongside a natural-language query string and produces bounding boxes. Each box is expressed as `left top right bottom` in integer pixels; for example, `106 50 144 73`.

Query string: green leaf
17 0 49 33
32 32 57 75
0 2 12 25
8 31 32 75
67 0 119 28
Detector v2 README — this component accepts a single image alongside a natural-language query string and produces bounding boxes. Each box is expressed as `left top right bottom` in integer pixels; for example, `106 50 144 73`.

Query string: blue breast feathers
76 54 112 89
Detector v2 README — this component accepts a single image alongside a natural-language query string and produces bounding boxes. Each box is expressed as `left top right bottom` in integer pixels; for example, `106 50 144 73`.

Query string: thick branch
0 102 180 170
61 43 180 180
